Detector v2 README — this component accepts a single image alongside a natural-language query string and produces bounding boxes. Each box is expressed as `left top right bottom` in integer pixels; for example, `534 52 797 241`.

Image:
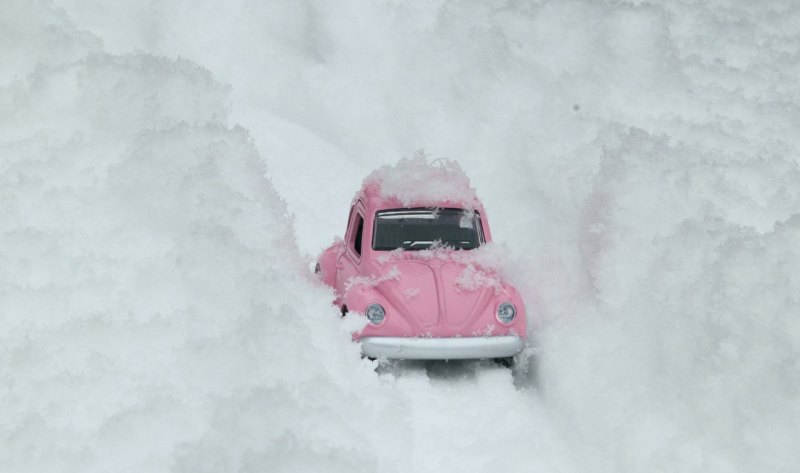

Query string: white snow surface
363 154 482 209
2 1 800 472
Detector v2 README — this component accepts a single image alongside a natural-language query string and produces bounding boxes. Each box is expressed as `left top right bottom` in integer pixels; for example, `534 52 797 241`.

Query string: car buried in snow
315 160 526 363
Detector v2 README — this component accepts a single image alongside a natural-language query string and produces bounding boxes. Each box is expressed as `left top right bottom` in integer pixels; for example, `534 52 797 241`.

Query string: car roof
355 158 486 214
355 186 486 214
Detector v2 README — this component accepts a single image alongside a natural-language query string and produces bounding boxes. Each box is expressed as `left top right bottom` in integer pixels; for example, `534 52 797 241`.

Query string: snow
3 1 800 473
455 264 502 295
362 153 482 209
344 265 402 294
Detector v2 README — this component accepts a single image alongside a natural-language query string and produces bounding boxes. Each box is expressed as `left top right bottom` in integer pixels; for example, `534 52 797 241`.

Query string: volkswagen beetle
315 160 526 362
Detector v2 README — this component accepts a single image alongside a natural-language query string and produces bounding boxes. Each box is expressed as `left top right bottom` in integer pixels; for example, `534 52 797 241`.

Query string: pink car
316 160 526 362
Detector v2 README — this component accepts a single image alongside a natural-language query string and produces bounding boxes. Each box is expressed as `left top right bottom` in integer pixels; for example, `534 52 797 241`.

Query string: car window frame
346 201 366 263
371 207 485 251
344 204 354 240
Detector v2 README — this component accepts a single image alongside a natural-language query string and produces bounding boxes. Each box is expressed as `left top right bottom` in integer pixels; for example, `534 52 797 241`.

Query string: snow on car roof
360 153 482 209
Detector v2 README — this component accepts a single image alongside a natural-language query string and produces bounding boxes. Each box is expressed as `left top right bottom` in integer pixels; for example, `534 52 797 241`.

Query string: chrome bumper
360 335 524 360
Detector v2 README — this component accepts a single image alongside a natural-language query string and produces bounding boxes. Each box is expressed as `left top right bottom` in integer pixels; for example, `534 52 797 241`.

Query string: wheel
494 356 514 368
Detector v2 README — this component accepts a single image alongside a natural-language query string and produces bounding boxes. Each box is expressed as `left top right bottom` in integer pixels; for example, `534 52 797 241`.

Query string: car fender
316 240 342 289
342 284 416 338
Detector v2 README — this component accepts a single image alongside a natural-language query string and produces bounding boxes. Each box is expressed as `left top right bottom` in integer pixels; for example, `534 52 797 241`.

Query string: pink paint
316 166 526 357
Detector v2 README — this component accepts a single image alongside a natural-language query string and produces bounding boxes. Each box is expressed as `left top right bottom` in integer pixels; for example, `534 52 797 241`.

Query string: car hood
372 259 502 332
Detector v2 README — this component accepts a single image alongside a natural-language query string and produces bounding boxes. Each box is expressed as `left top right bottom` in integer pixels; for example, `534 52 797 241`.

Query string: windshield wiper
402 240 433 249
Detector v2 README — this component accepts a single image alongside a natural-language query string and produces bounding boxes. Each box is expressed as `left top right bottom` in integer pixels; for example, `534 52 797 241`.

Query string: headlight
365 303 386 325
497 302 516 323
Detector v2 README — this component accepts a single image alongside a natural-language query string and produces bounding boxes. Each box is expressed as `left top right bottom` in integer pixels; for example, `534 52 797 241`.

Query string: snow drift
1 4 569 473
0 46 371 471
3 0 800 472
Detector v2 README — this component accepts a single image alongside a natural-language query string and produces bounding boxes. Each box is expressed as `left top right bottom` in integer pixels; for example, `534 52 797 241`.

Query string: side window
353 214 364 256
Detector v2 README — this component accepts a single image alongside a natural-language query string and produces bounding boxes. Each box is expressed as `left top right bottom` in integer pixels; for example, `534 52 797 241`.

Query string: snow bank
6 1 800 472
1 4 573 473
538 126 800 472
0 7 380 472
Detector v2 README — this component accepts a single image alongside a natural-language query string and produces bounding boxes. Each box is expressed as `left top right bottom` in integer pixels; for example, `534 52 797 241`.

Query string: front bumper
360 335 524 360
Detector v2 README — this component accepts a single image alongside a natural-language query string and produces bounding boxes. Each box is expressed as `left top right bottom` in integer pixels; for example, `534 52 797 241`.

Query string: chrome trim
361 335 523 360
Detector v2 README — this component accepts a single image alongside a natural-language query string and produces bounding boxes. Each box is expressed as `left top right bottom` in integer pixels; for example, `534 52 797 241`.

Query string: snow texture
344 265 402 294
3 1 800 472
363 152 482 209
377 242 510 272
455 264 503 295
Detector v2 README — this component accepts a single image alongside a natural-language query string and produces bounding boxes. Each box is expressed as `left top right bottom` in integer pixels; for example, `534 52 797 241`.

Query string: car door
335 202 365 305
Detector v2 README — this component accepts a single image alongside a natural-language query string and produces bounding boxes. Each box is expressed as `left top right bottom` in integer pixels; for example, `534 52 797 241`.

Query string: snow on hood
377 242 509 273
374 242 511 294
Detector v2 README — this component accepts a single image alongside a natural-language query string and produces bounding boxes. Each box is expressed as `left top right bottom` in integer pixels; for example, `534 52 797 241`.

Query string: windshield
372 208 484 251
